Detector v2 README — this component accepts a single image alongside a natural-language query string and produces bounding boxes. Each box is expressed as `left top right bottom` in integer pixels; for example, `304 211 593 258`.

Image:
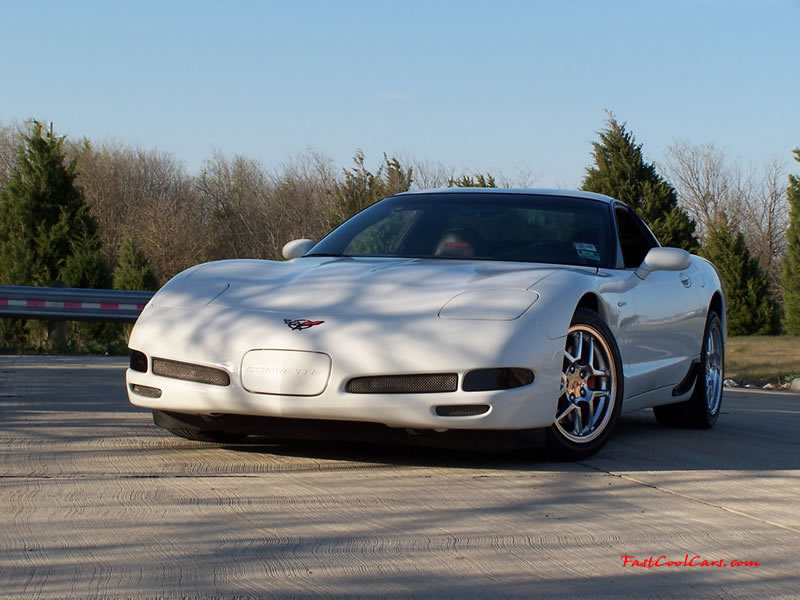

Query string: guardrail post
47 280 67 348
47 319 66 348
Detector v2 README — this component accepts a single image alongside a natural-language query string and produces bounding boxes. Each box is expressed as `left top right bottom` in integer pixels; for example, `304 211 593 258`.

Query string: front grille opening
129 349 148 373
152 358 231 386
435 405 490 417
462 367 534 392
347 373 458 394
130 384 162 398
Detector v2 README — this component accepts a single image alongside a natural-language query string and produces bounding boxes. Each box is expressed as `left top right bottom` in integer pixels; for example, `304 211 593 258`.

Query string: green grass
725 336 800 386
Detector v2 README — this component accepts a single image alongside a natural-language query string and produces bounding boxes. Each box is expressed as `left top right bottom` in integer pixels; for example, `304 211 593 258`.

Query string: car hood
159 257 569 318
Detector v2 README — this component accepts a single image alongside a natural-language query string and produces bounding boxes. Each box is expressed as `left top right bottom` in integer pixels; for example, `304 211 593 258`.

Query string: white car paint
126 189 725 441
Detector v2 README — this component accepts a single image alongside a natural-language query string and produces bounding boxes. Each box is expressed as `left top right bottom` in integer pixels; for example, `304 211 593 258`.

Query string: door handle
680 274 691 288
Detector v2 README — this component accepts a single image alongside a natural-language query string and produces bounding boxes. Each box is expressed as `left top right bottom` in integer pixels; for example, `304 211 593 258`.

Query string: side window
615 207 657 268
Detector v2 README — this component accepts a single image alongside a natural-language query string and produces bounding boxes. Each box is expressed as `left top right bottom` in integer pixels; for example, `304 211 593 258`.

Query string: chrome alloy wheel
555 325 617 444
705 320 723 415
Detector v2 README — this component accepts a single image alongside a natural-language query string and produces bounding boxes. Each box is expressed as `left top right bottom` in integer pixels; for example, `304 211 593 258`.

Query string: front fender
526 268 623 340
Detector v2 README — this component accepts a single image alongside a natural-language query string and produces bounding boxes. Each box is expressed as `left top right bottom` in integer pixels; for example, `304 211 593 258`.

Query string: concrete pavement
1 355 798 599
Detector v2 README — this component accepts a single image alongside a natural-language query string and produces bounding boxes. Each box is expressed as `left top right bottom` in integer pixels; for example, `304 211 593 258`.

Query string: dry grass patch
725 336 800 386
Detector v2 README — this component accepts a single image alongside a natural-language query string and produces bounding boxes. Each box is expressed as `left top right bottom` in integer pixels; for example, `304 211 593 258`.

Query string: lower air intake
435 405 490 417
347 373 458 394
152 358 231 386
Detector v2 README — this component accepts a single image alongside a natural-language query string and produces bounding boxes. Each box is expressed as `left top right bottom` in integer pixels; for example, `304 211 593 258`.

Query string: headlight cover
149 265 230 309
438 289 539 321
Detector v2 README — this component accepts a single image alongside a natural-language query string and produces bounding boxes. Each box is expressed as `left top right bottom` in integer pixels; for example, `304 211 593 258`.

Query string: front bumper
126 304 564 431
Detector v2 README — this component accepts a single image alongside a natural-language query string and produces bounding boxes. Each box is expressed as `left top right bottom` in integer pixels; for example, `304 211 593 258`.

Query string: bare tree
0 121 22 190
407 158 456 190
266 149 339 249
739 157 788 298
664 141 788 298
74 142 210 283
198 149 339 262
663 142 739 239
198 152 271 259
409 157 538 190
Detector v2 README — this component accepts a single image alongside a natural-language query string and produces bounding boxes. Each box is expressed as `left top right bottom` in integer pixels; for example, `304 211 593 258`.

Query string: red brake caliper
586 376 601 391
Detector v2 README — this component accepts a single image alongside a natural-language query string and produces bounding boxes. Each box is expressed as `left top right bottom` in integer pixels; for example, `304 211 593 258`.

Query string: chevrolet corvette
126 189 725 459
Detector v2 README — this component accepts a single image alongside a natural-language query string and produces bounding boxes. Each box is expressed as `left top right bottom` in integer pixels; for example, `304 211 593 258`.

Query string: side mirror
282 239 315 260
634 247 691 280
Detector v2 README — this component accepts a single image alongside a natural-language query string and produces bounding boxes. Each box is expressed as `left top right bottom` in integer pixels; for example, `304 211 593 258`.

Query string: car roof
394 188 619 205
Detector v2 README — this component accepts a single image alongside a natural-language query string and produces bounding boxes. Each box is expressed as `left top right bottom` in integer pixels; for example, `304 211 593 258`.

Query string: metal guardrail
0 285 154 323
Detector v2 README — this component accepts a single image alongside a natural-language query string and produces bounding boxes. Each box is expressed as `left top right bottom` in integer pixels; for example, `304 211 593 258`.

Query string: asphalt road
1 355 798 599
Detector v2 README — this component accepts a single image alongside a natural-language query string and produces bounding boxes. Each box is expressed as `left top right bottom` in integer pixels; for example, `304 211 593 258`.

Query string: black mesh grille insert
152 358 231 386
346 373 458 394
435 405 490 417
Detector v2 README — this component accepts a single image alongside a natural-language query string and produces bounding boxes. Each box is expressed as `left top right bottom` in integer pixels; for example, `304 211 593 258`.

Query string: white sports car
126 189 725 459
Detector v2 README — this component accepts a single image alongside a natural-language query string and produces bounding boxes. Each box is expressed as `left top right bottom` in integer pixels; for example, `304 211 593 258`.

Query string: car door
613 205 704 401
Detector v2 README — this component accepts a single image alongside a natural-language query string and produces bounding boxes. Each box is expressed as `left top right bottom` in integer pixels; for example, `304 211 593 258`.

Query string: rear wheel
545 308 623 460
653 310 723 428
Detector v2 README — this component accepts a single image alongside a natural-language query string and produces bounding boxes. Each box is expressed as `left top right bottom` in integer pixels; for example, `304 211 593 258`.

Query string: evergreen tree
332 151 413 221
782 148 800 335
701 216 779 335
61 226 112 289
449 173 497 188
0 121 106 287
582 117 698 251
113 234 159 291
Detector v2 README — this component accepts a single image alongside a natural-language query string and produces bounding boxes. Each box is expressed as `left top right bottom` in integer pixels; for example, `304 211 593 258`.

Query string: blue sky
1 0 797 186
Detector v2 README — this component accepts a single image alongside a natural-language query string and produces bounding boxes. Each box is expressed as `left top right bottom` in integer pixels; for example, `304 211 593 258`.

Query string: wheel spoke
591 367 608 378
556 403 577 422
573 405 583 435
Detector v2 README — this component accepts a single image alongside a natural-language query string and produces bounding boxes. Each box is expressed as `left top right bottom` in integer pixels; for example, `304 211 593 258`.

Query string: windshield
307 192 614 268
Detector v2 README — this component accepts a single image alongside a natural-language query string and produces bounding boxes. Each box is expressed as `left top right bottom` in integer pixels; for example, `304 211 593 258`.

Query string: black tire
166 427 249 444
545 308 624 460
653 310 724 429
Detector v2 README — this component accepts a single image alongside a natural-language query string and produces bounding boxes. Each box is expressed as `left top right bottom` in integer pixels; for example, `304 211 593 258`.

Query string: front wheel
545 308 624 460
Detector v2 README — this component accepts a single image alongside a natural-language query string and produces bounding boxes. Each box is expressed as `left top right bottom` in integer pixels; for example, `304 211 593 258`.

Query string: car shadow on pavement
220 391 800 473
